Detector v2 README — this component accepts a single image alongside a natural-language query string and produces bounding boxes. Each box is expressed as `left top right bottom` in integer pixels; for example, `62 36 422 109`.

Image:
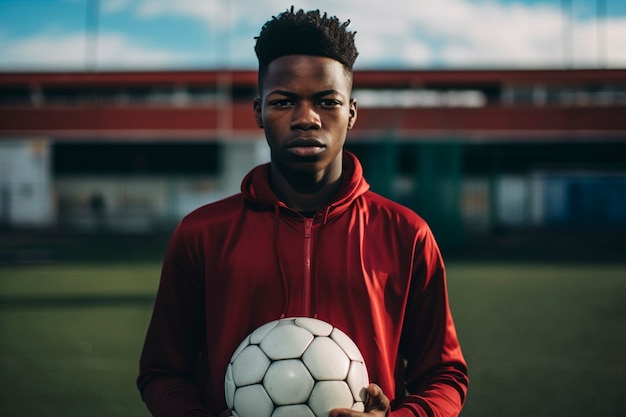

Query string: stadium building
1 69 625 249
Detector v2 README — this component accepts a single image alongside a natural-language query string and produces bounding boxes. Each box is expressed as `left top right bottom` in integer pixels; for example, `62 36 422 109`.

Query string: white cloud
101 0 131 14
96 0 572 67
572 17 626 67
430 0 568 67
135 0 214 19
1 0 624 70
346 0 626 68
605 18 626 66
212 0 626 68
0 31 192 70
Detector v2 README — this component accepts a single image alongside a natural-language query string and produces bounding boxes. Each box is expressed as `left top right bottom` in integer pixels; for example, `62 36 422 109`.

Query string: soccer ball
224 317 369 417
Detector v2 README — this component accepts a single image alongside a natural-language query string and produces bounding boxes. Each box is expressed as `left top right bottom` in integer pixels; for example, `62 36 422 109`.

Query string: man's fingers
365 383 390 412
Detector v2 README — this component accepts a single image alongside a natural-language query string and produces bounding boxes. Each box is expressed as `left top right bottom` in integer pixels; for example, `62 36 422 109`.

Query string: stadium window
351 89 486 108
0 86 31 106
53 143 222 176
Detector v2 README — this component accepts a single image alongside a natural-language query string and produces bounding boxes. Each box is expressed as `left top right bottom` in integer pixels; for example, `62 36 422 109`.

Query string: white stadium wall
0 139 54 227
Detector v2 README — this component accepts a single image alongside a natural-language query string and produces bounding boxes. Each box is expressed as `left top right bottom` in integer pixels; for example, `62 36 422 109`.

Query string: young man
138 8 468 417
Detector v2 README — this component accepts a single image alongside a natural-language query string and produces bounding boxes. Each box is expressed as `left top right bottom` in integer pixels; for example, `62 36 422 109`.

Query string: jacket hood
240 150 370 217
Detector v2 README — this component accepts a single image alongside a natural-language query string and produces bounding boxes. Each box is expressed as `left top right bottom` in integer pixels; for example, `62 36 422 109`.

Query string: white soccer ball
224 317 369 417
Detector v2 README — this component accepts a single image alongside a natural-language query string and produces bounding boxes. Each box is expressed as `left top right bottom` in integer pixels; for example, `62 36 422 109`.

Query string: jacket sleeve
391 227 469 417
137 221 213 417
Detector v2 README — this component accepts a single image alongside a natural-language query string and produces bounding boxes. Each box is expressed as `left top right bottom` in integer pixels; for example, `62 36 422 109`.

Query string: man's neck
269 166 343 214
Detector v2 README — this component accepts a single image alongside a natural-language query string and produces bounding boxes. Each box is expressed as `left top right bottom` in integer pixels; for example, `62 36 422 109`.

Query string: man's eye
319 99 341 107
270 99 293 107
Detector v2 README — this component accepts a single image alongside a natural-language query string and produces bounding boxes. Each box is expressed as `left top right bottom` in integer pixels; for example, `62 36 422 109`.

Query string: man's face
254 55 357 178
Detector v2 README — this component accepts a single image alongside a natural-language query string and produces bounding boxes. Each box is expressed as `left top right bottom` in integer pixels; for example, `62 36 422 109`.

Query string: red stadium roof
1 69 625 142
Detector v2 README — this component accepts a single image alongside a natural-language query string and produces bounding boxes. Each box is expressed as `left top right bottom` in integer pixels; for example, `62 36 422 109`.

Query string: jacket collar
240 150 370 218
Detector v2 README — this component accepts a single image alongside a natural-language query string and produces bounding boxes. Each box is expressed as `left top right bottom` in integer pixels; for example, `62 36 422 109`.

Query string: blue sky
0 0 625 71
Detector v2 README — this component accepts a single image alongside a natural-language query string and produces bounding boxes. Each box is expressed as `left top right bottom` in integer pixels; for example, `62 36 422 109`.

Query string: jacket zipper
303 217 313 316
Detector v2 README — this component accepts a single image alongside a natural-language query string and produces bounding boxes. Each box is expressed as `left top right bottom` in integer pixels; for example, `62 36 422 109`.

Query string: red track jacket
138 151 468 417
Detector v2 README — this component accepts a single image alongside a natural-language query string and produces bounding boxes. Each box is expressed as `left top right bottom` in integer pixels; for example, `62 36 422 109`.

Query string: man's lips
286 138 325 157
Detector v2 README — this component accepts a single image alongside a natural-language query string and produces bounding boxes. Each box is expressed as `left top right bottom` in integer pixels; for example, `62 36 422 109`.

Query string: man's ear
347 99 357 130
253 98 263 128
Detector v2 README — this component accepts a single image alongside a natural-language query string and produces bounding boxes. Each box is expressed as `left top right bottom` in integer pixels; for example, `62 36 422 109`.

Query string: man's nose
291 103 321 130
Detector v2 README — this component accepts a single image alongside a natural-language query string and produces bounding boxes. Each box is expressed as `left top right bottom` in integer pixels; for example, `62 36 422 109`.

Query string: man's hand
329 383 390 417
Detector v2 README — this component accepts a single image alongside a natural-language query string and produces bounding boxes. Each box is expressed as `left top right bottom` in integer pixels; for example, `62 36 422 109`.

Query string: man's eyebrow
266 90 297 98
314 90 344 99
266 89 344 98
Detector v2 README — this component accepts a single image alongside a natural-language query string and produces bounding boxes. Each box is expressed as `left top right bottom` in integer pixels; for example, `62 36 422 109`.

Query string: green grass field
0 262 624 417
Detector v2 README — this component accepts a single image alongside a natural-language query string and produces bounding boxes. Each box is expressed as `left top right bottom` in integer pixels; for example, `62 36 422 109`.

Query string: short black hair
254 7 358 88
